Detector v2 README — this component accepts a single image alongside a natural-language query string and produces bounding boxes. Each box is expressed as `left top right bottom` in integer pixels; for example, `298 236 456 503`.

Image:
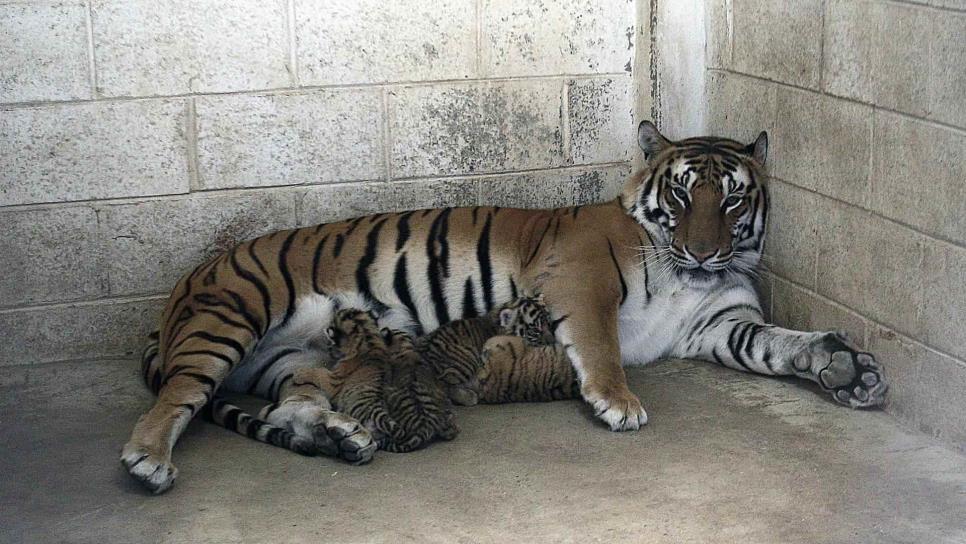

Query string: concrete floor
1 359 965 544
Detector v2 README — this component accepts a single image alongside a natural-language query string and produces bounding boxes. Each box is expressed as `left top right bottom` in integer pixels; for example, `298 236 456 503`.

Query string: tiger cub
478 336 580 403
308 308 458 453
417 294 575 405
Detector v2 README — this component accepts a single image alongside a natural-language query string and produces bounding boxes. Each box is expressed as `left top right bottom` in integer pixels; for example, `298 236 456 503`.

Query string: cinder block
705 0 732 70
390 81 564 178
567 77 634 164
770 276 868 349
762 180 819 289
196 90 385 190
91 0 290 97
866 325 926 428
921 241 966 362
705 70 776 143
929 13 966 129
0 206 105 308
731 0 823 89
0 2 91 103
478 165 631 209
0 297 165 366
823 0 929 117
870 111 966 246
297 179 479 227
771 87 872 207
916 349 966 448
295 0 475 85
756 273 773 323
0 100 189 206
101 192 298 296
815 200 924 338
480 0 634 77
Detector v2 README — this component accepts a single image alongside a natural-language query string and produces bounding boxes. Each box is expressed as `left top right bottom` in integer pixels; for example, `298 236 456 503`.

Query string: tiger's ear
744 131 768 165
638 121 671 160
499 308 517 328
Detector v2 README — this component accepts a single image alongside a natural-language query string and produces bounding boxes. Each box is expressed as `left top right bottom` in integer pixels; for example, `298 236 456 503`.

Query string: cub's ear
744 131 768 165
325 327 336 340
499 308 517 328
638 120 671 160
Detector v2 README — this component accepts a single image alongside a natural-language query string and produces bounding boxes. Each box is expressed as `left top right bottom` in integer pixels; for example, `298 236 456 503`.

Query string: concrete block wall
706 0 966 448
0 0 640 367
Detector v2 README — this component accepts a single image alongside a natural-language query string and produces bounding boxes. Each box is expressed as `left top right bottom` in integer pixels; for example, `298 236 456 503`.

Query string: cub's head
622 121 769 285
497 294 555 345
326 308 386 360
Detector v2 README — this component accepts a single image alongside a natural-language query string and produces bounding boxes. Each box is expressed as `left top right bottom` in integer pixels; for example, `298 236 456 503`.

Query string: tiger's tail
140 333 314 455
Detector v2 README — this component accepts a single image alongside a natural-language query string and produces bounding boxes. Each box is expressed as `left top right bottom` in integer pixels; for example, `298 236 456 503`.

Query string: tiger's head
622 121 769 285
326 308 387 361
496 294 555 345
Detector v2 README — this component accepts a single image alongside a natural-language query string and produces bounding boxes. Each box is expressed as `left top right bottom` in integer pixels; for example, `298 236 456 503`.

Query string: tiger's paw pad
120 444 178 494
582 386 648 432
799 333 888 409
313 412 377 465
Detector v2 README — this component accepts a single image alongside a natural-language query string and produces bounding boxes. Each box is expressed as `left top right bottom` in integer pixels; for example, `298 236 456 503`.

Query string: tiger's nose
687 246 716 263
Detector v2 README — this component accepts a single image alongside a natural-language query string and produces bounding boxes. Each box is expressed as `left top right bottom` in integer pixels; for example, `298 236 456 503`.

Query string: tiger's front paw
120 443 178 494
581 383 648 431
796 333 888 408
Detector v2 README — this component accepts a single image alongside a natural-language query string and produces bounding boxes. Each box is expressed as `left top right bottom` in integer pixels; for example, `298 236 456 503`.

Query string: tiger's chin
676 267 726 288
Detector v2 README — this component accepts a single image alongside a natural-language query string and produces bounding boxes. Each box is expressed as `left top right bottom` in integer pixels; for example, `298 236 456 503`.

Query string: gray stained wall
706 0 966 449
0 0 640 366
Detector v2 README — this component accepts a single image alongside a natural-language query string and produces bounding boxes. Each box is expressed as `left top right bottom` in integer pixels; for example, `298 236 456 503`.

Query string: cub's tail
140 333 313 455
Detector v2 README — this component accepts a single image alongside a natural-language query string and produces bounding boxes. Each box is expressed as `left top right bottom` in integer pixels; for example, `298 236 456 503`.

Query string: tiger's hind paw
312 412 377 465
120 443 178 494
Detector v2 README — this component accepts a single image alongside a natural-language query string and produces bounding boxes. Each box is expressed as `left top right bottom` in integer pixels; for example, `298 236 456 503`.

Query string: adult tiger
122 122 887 493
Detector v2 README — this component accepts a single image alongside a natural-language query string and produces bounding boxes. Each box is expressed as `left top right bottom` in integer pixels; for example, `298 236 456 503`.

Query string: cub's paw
448 385 479 406
120 443 178 494
313 411 377 465
796 333 888 408
581 383 648 431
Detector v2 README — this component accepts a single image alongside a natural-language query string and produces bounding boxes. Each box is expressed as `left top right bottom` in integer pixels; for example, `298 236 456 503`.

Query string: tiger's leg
546 292 648 431
121 323 247 494
141 333 317 456
258 366 376 465
675 303 887 407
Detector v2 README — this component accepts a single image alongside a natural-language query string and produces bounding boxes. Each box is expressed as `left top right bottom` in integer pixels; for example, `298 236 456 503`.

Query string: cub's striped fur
479 336 580 403
277 309 459 453
123 120 888 494
416 294 556 406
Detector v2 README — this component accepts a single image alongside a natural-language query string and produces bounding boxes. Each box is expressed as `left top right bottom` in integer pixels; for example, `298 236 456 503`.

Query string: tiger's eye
723 195 742 208
671 186 688 201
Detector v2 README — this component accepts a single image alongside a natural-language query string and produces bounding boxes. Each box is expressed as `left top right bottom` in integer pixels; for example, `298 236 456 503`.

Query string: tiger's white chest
617 269 738 366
